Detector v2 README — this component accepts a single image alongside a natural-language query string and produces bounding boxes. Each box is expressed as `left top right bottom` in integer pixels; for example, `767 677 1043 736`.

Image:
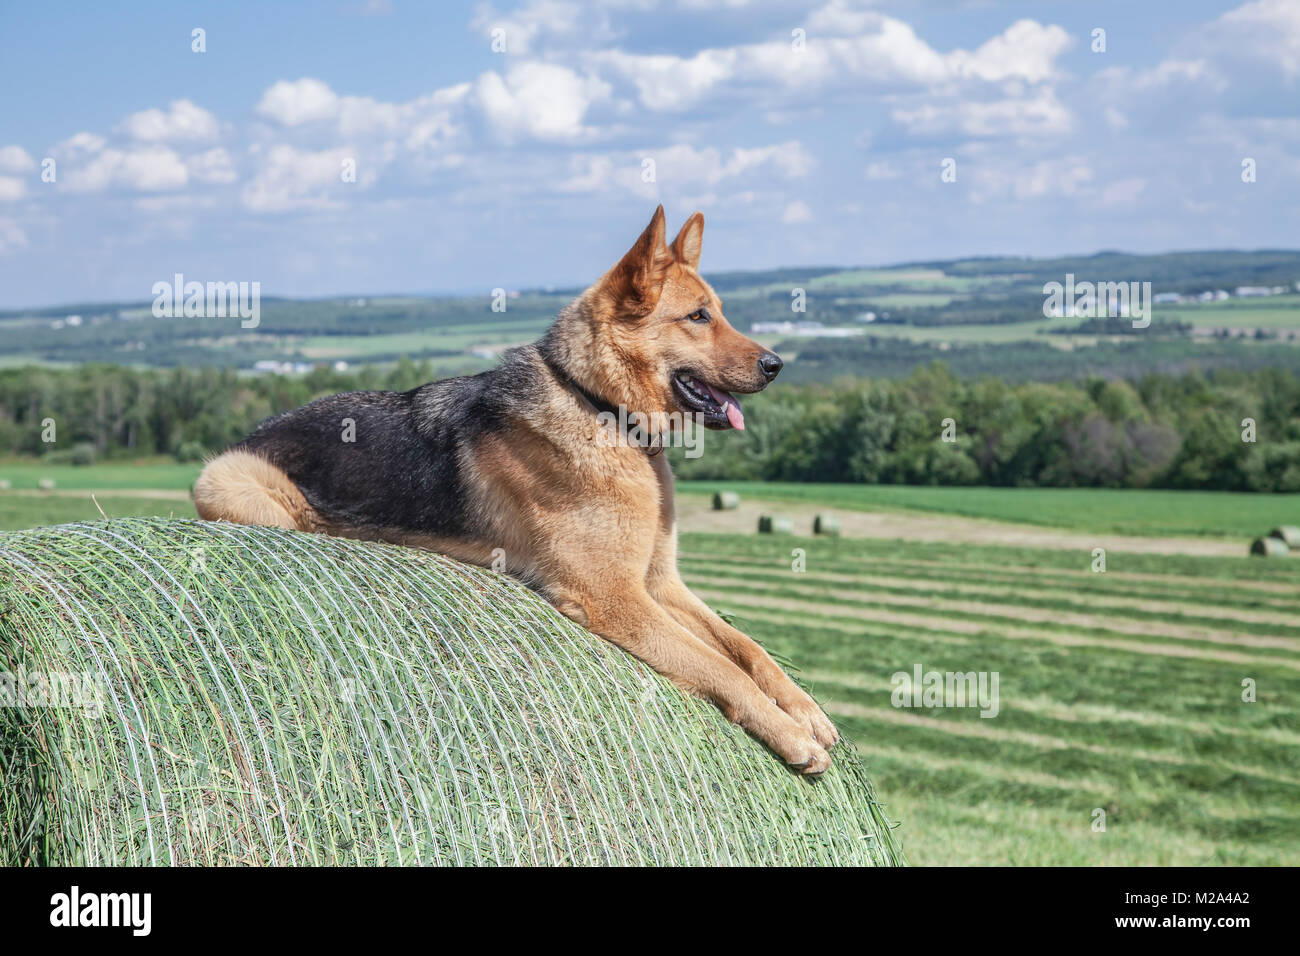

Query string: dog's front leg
650 578 839 750
551 585 831 774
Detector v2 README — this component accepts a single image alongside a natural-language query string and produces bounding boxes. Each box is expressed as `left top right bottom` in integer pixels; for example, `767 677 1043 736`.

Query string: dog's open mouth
672 373 745 429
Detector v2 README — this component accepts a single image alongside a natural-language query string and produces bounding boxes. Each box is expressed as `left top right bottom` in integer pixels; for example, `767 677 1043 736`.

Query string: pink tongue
703 382 744 430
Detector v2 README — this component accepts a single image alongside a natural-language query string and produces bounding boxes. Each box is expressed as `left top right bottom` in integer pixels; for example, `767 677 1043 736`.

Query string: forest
3 359 1298 492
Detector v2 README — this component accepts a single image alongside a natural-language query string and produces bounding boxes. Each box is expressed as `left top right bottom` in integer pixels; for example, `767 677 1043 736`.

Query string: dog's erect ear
671 211 704 269
604 205 670 314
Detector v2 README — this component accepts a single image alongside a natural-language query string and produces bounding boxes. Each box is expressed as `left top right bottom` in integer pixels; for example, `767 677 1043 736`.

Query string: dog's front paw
788 741 831 775
778 690 839 749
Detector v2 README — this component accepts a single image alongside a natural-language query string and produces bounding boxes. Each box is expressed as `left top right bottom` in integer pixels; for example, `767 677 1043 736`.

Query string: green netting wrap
0 518 902 866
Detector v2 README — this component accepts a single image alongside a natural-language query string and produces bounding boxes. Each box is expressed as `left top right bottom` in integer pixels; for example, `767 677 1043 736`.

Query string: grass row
678 482 1300 537
680 532 1300 864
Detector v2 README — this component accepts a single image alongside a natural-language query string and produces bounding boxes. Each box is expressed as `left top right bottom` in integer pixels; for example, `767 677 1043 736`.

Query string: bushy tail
193 449 316 530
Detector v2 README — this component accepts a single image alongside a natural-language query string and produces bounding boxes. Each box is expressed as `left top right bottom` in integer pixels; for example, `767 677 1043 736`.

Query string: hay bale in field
757 515 794 535
0 479 10 491
1251 536 1289 557
1268 526 1300 548
813 513 841 537
0 518 901 867
37 478 55 491
712 491 740 511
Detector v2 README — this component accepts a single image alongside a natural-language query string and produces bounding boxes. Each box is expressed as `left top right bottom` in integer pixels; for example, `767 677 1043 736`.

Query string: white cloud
469 0 616 54
134 195 220 214
257 78 342 126
345 85 471 141
0 146 36 173
809 0 883 36
1095 59 1225 95
240 144 361 212
558 154 656 198
865 160 902 180
66 145 189 192
475 63 610 141
678 0 754 8
56 132 106 160
253 78 472 157
729 141 815 178
595 49 739 111
0 176 27 201
892 87 1071 137
121 99 220 142
187 148 238 184
592 14 1070 112
970 158 1093 203
654 141 812 185
949 19 1072 84
781 200 813 223
1218 0 1300 77
560 140 812 197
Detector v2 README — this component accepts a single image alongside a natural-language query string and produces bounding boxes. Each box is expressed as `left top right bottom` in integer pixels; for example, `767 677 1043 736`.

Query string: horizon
7 243 1300 313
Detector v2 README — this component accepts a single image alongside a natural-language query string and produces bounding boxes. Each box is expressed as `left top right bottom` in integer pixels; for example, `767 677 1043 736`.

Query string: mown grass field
0 460 199 490
679 532 1300 865
0 493 194 530
1 463 1297 864
680 481 1300 537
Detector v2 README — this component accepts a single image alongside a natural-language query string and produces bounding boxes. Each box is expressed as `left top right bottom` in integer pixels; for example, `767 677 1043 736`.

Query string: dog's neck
537 344 621 420
538 307 664 457
537 301 621 413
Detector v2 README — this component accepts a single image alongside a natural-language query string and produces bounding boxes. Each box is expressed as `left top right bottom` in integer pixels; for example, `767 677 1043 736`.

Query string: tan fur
193 449 321 530
195 207 839 773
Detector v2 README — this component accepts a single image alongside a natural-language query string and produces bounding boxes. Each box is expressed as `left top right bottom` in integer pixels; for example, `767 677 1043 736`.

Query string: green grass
3 465 1295 538
804 268 993 292
297 318 551 358
679 531 1300 865
0 461 201 531
0 461 201 490
849 319 1059 343
0 494 195 529
679 481 1299 537
856 293 962 309
1171 300 1300 330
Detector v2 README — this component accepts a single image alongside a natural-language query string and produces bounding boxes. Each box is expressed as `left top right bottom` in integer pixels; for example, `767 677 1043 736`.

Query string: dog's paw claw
790 745 831 775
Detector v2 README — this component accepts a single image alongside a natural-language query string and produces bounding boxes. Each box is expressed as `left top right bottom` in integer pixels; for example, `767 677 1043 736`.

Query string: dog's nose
758 352 783 382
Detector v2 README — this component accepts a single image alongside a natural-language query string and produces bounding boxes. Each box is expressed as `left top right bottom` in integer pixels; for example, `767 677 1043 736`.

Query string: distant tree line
671 363 1300 492
2 359 1299 492
0 357 436 464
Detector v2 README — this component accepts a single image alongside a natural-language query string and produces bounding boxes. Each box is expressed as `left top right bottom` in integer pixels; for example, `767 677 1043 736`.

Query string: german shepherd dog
195 207 838 773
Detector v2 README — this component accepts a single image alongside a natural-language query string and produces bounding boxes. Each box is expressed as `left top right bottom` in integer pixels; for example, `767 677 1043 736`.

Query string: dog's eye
686 308 711 324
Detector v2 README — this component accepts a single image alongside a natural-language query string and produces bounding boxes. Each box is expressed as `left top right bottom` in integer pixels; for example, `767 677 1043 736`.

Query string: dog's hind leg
193 449 318 531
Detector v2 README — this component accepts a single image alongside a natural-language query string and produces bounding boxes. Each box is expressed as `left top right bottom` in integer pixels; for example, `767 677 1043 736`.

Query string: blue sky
0 0 1296 307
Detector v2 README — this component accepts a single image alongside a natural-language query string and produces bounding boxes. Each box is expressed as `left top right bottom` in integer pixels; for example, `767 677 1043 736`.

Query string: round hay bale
37 477 55 491
757 515 794 535
0 518 901 866
712 491 740 511
1268 525 1300 548
813 513 841 537
1251 536 1290 558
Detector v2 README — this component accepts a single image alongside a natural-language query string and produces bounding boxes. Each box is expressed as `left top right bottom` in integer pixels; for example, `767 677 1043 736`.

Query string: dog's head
580 205 782 431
